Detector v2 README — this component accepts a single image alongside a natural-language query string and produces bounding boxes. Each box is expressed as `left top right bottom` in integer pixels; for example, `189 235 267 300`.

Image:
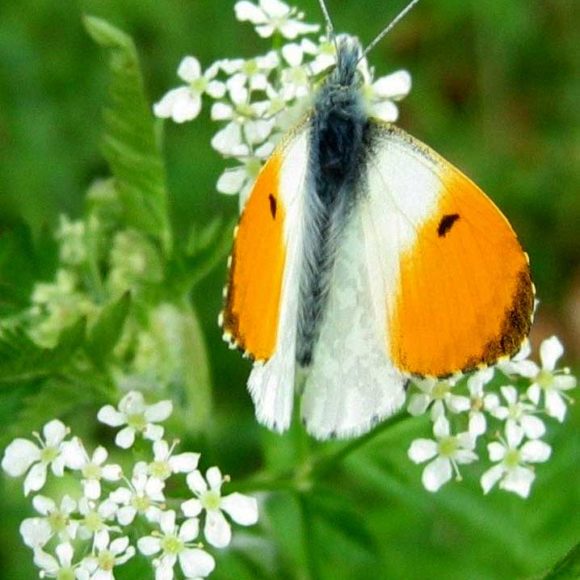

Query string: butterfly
219 0 534 440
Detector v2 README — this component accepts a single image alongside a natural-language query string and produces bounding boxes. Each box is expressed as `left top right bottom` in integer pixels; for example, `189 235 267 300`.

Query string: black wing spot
268 194 277 219
438 214 460 237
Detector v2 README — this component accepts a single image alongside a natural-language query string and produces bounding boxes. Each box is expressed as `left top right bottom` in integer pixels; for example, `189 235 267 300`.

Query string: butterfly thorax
296 37 370 368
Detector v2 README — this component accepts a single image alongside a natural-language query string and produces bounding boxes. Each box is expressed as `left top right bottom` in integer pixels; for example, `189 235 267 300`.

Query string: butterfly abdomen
296 38 370 367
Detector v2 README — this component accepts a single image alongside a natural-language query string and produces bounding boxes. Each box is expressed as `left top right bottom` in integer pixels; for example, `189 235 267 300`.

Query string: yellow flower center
97 550 116 571
127 413 147 431
437 436 458 458
57 569 75 580
504 448 521 468
161 534 184 555
41 446 59 464
132 494 151 513
82 462 102 480
149 460 172 481
201 490 222 511
432 381 451 400
83 511 103 533
536 370 554 389
48 511 68 534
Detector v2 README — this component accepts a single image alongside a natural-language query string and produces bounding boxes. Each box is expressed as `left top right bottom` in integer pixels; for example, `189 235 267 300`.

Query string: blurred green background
0 0 578 578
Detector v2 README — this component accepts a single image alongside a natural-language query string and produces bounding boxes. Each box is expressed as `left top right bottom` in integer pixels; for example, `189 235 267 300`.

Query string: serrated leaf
0 318 86 384
86 292 131 364
2 374 106 444
83 15 172 254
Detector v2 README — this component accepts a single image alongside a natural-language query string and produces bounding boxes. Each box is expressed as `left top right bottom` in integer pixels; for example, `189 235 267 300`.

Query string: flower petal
422 457 452 492
540 336 563 371
221 493 259 525
115 427 136 449
545 390 567 422
20 518 52 548
408 439 438 464
169 453 200 474
433 416 450 439
487 442 506 462
407 394 430 416
179 518 200 542
217 167 248 195
1 439 40 476
24 462 48 495
187 471 208 494
520 440 551 463
182 498 203 518
137 535 161 556
204 509 232 548
97 405 125 427
372 70 412 100
521 415 545 439
480 464 504 494
177 56 201 83
500 466 534 498
42 419 67 446
179 548 216 578
145 401 173 423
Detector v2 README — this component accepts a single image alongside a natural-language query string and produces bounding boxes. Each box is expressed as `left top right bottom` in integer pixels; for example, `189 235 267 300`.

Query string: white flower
77 497 120 541
97 391 173 449
2 419 70 495
145 440 200 484
138 510 215 579
497 339 537 377
466 367 495 437
20 518 53 550
408 416 478 492
63 438 122 499
216 142 273 203
219 52 279 91
481 423 551 498
362 69 412 122
526 336 576 422
80 530 135 579
407 377 470 420
56 215 87 265
33 542 77 579
235 0 320 40
109 469 165 526
182 466 259 548
154 57 225 123
25 495 78 545
489 386 546 439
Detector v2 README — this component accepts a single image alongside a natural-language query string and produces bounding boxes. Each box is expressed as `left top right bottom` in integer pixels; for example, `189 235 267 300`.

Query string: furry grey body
296 38 371 367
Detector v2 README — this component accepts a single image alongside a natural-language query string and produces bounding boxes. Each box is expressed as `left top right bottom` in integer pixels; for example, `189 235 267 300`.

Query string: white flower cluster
1 391 258 579
407 336 576 498
154 0 412 205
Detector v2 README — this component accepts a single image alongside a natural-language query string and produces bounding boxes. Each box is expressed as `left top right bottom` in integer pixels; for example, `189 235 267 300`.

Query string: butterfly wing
300 120 534 439
364 120 534 378
221 122 310 431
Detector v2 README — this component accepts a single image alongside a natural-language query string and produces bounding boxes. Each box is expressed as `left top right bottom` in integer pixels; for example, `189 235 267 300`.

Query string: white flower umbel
79 530 135 579
138 510 215 579
408 417 478 492
33 542 77 579
526 336 576 422
481 423 551 498
154 57 225 123
182 466 259 548
145 439 200 484
407 377 470 421
63 438 122 499
2 419 70 496
235 0 320 40
97 391 173 449
109 469 165 526
488 386 546 439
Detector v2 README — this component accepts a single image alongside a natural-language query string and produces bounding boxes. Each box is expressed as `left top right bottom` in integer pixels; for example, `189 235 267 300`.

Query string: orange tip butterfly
220 0 534 439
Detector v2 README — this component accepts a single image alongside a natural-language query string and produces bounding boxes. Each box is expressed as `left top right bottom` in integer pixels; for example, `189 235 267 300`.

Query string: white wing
247 127 310 432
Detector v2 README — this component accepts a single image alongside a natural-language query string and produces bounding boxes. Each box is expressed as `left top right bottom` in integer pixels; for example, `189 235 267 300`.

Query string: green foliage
0 4 578 580
83 15 172 255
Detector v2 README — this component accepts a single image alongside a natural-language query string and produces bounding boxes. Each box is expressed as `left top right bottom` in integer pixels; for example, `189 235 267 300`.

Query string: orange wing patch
221 150 287 362
390 168 534 377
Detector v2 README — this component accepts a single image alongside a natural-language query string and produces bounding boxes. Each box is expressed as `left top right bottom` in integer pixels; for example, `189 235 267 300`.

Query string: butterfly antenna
359 0 422 62
317 0 339 54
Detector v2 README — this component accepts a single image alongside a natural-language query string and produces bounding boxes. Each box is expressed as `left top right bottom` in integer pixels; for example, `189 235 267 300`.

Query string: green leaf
542 542 580 579
83 15 172 254
0 318 86 384
86 292 131 364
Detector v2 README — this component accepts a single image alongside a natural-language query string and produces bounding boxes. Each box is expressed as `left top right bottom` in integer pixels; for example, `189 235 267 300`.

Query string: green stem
231 413 411 493
310 412 409 478
298 493 320 580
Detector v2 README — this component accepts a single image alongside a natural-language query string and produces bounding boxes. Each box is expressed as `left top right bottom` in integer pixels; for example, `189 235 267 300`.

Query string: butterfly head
329 35 364 89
